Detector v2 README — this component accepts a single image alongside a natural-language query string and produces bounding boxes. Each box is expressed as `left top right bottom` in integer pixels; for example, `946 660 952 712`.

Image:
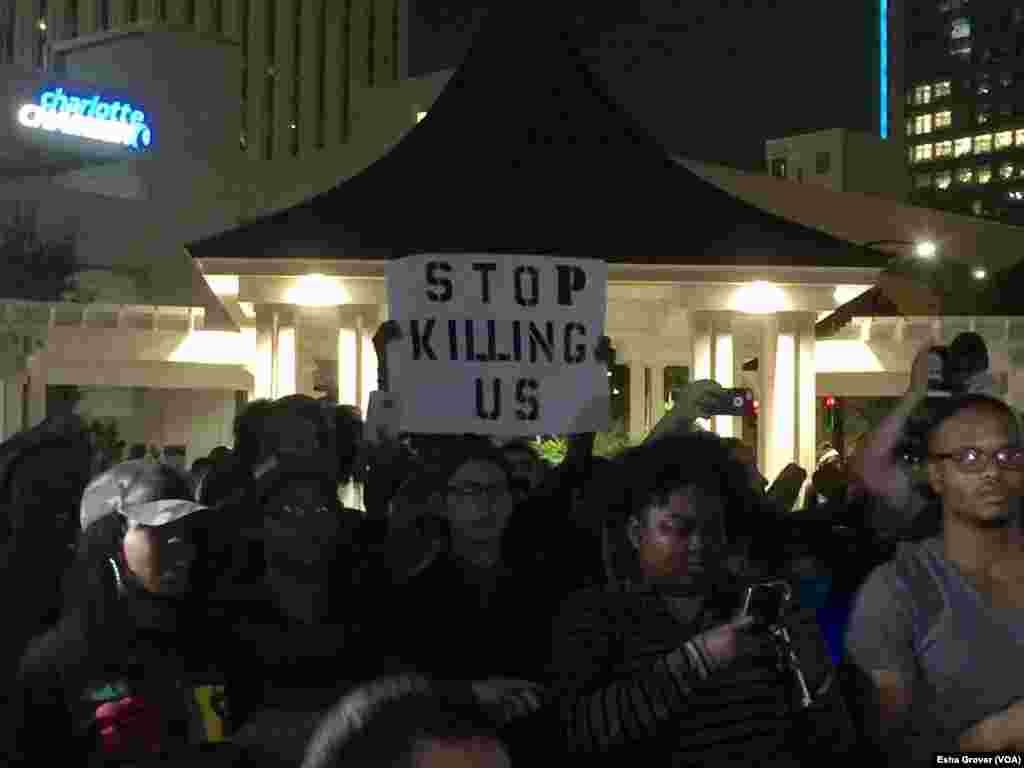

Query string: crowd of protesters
0 327 1021 767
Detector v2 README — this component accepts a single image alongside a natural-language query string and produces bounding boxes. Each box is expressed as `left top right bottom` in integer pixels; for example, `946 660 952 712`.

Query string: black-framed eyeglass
928 446 1024 473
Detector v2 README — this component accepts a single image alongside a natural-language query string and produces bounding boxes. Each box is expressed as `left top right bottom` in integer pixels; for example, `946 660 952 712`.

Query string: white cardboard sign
386 254 610 436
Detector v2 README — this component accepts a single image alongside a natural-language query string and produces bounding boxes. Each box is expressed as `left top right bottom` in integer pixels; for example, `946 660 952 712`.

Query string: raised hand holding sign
386 254 610 436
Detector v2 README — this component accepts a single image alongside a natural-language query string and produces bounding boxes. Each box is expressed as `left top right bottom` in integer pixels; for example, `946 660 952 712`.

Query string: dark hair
233 398 275 468
436 437 514 491
190 457 214 476
925 394 1020 448
302 675 503 768
612 431 762 540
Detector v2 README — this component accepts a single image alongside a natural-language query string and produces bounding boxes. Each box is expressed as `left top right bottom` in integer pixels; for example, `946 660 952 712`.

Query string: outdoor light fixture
972 267 988 280
914 240 937 259
286 273 350 306
416 111 428 123
731 281 790 314
38 19 47 31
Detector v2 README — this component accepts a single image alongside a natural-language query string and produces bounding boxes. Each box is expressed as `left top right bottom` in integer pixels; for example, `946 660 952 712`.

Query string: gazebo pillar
691 311 737 436
760 312 817 484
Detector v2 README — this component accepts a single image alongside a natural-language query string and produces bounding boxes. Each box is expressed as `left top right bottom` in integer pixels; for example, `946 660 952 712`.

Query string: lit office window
951 17 971 38
1000 162 1015 180
978 80 992 96
936 171 953 189
950 39 972 57
975 134 993 154
934 81 952 98
958 167 974 184
972 200 984 215
915 114 933 134
934 110 952 128
908 146 915 164
915 173 934 189
907 89 914 105
978 166 993 184
955 137 973 157
978 112 991 126
995 131 1014 150
914 85 932 105
914 144 934 162
907 119 915 136
1017 129 1024 146
935 140 953 158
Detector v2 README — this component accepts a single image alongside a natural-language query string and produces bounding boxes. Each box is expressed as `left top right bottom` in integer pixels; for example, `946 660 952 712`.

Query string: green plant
534 436 568 466
594 419 636 458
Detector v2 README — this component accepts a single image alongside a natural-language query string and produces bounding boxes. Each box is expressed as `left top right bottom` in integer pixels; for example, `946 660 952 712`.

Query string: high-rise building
2 0 410 162
903 0 1024 220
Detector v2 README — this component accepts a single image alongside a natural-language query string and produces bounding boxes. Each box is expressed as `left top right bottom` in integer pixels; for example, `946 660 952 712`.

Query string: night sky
409 1 880 172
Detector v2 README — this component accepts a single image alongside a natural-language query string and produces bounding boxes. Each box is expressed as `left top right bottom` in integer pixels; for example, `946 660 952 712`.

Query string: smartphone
927 346 953 397
364 391 402 444
706 387 756 417
740 580 792 628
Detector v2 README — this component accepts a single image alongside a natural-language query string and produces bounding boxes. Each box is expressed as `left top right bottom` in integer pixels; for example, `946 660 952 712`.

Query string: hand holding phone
740 580 792 629
705 388 756 417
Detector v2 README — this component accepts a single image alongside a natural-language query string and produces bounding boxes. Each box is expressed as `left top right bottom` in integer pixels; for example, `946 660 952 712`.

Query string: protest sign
386 254 610 436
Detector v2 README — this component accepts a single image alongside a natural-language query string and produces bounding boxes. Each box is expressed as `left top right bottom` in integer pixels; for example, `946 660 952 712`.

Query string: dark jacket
549 580 857 766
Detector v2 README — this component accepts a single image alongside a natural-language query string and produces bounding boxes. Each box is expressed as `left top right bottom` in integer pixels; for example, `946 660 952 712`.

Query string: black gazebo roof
188 7 889 270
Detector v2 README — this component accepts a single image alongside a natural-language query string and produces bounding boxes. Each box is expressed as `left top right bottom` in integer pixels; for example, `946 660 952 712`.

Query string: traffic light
823 396 836 431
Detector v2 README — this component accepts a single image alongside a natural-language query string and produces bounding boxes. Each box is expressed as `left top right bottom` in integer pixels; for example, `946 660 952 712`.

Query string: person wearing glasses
846 394 1024 764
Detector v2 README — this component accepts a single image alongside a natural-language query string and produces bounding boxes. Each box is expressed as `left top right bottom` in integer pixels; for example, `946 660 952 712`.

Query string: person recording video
549 431 855 766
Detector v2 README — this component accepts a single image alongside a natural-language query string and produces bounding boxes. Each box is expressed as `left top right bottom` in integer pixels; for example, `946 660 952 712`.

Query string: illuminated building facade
904 0 1024 220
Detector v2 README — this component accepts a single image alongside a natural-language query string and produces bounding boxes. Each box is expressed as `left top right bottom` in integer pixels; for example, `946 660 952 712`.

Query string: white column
712 313 736 438
691 312 712 381
795 313 818 476
649 364 666 429
759 315 778 480
760 312 817 485
337 325 358 407
254 326 274 400
276 325 297 397
628 363 646 442
360 320 378 417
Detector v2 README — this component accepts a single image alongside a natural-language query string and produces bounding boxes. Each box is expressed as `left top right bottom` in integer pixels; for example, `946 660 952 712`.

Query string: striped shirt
550 582 855 766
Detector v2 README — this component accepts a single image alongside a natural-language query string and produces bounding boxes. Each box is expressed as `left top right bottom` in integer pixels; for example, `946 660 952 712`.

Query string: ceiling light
731 281 791 314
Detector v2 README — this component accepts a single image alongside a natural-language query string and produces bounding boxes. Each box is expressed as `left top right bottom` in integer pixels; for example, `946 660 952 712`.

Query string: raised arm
852 345 930 514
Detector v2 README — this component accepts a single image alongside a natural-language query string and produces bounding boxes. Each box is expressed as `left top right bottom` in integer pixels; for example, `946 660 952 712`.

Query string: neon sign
16 87 153 150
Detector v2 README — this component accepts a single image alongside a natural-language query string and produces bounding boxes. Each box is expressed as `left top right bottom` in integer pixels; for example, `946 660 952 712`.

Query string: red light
825 396 836 408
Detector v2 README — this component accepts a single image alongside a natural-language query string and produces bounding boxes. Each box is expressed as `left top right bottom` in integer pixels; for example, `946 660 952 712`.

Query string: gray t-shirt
847 536 1024 756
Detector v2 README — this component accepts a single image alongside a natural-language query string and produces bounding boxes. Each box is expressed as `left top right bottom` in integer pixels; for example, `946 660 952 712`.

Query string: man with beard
549 431 854 766
847 395 1024 763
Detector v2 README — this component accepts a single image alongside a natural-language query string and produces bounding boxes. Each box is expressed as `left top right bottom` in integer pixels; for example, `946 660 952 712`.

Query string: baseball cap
80 459 205 532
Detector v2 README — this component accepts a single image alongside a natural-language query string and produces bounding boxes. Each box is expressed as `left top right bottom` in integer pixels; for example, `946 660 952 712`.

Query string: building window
914 85 932 105
951 17 971 38
1017 129 1024 146
936 170 953 189
915 114 933 134
975 134 993 154
815 151 831 174
915 173 934 189
958 167 974 184
950 38 972 57
939 0 965 10
1002 72 1014 87
977 110 991 126
978 166 993 184
934 80 952 98
995 130 1014 150
770 158 787 178
978 79 991 96
1000 162 1015 180
934 110 952 128
972 200 984 215
908 146 915 164
935 140 953 158
914 144 934 163
955 137 973 157
907 119 915 136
